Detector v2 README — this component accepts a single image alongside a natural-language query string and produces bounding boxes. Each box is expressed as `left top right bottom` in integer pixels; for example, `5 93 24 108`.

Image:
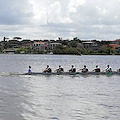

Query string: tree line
0 37 119 55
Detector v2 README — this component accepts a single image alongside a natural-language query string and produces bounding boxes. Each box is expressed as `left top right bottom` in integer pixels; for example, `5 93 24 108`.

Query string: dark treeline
0 37 120 55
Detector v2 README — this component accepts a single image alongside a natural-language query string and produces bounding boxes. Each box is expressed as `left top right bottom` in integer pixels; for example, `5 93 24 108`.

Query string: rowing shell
24 72 120 75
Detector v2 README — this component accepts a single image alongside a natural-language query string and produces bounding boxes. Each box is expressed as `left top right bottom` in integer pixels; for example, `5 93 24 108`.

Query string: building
48 42 62 51
32 42 48 51
109 44 120 50
115 39 120 45
22 43 32 48
81 41 101 51
115 46 120 54
20 39 33 49
8 40 20 48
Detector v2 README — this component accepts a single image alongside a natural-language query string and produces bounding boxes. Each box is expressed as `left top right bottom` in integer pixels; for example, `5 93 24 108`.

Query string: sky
0 0 120 41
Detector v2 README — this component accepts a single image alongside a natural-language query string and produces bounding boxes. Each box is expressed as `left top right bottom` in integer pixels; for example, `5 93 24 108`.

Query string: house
8 40 20 48
115 46 120 54
115 39 120 45
20 39 32 44
32 42 48 51
48 42 62 51
103 44 120 54
81 41 101 51
22 43 32 48
20 39 33 48
109 44 120 50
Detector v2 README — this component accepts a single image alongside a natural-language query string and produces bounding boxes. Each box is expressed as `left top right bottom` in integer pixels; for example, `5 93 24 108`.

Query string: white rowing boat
24 71 120 75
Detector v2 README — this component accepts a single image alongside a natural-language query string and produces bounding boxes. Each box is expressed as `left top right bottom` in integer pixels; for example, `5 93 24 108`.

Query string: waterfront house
115 39 120 45
48 42 62 51
20 40 33 48
115 46 120 54
81 41 101 51
109 44 120 50
8 40 20 48
32 41 48 51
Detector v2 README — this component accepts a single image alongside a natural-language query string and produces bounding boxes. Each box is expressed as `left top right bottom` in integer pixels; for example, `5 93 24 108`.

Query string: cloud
0 0 33 25
47 1 72 24
0 0 120 40
68 0 85 13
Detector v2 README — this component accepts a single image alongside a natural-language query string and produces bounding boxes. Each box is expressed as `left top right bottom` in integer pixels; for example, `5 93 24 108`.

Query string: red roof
103 44 120 49
110 44 120 49
34 42 48 45
116 39 120 41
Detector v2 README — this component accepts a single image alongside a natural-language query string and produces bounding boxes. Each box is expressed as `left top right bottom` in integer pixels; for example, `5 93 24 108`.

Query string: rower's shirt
28 68 31 73
60 66 64 71
71 67 76 72
106 66 112 72
95 68 100 72
94 66 100 72
82 67 88 72
46 67 52 72
48 67 52 72
106 66 112 70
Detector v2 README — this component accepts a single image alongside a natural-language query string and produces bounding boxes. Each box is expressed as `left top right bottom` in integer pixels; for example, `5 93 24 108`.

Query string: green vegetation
16 47 32 54
0 37 120 55
53 43 116 55
97 45 116 55
16 47 45 54
53 45 81 55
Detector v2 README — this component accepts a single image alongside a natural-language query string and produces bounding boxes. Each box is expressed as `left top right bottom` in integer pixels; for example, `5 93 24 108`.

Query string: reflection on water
0 55 120 120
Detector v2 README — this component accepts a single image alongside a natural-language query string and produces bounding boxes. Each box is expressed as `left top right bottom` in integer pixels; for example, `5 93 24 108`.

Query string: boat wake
0 72 23 77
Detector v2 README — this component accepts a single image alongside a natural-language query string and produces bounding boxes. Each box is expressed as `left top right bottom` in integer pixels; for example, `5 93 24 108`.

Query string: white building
48 43 62 50
32 42 48 51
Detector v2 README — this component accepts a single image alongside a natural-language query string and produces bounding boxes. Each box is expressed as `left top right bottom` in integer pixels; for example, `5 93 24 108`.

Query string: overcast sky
0 0 120 41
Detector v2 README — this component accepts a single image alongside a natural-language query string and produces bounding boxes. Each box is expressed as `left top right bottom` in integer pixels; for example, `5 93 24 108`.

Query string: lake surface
0 54 120 120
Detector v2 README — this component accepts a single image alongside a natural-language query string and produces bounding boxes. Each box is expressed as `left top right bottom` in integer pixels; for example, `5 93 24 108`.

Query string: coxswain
81 65 88 72
105 65 112 72
56 65 64 73
43 65 52 73
93 65 100 72
28 66 31 74
69 65 76 73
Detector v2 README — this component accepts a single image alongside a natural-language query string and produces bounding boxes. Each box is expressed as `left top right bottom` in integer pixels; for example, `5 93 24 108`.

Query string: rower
93 65 100 72
28 66 31 74
56 65 64 73
43 65 52 73
105 65 112 72
81 65 88 73
69 65 76 73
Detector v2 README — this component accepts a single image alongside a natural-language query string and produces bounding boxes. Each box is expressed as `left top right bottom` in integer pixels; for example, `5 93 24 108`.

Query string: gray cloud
0 0 33 25
0 0 120 40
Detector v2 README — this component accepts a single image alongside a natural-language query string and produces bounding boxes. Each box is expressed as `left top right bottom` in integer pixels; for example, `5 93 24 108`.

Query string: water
0 54 120 120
